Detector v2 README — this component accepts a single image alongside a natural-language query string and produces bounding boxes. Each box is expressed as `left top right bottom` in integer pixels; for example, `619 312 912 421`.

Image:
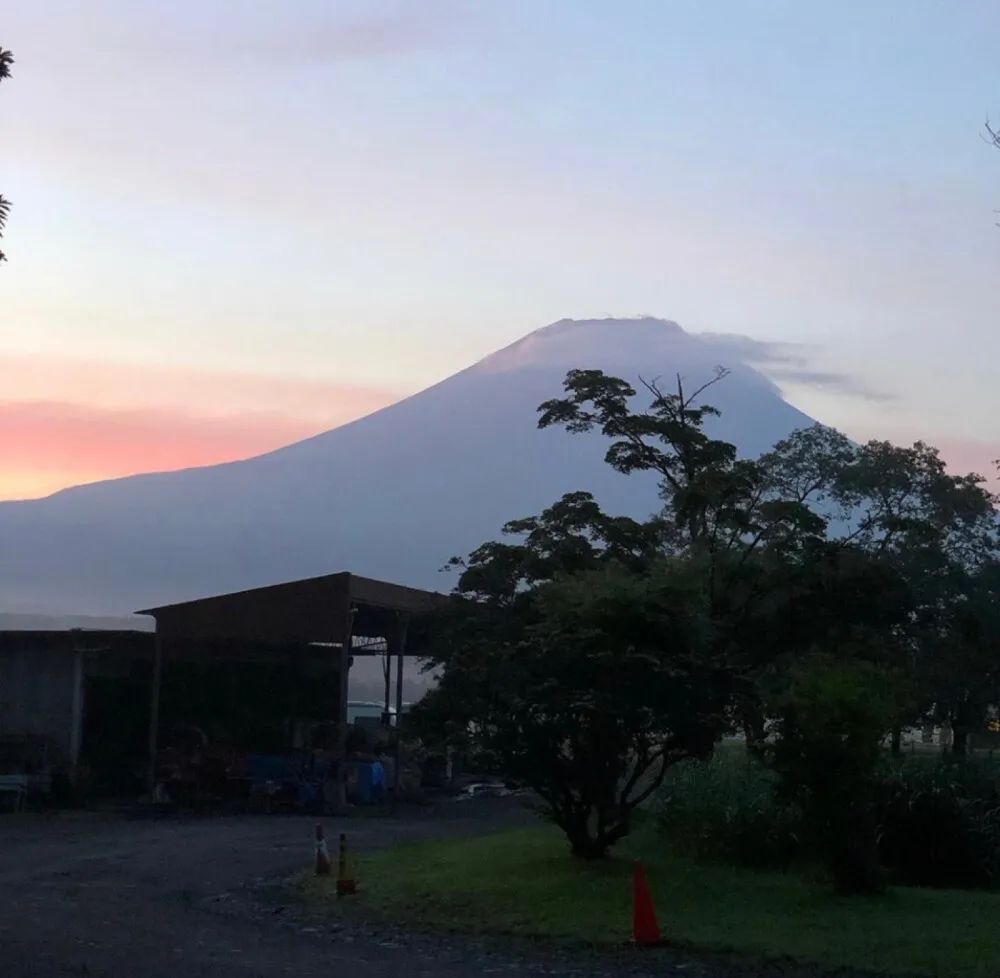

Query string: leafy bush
766 657 898 893
656 752 801 869
659 749 1000 892
877 756 1000 889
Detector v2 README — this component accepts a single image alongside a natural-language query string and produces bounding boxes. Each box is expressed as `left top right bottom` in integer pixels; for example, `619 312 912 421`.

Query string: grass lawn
305 821 1000 978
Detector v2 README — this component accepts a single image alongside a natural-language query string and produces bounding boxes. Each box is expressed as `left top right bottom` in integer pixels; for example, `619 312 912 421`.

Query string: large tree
416 494 730 858
418 367 999 857
762 429 998 751
418 370 846 855
535 372 929 747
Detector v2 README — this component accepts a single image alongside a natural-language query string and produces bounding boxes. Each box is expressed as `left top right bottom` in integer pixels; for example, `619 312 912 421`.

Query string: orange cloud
0 355 404 500
0 352 400 420
0 401 323 500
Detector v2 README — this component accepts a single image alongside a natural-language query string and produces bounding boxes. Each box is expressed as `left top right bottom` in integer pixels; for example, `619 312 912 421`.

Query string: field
308 820 1000 978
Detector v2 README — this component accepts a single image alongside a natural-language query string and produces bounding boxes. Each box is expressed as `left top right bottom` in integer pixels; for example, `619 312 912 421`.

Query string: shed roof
136 572 445 647
0 629 153 651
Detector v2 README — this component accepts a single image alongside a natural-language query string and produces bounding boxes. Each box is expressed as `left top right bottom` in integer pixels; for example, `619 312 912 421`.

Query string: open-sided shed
0 628 152 780
136 572 444 798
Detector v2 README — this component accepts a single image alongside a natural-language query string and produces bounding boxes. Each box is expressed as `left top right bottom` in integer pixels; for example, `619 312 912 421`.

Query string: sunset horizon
0 348 407 499
5 3 1000 502
4 314 1000 501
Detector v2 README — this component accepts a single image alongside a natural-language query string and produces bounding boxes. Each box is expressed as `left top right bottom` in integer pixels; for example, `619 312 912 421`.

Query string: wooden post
392 614 410 807
146 631 163 795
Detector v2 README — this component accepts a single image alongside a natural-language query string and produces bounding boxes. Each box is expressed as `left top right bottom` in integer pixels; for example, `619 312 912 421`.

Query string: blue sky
3 0 1000 495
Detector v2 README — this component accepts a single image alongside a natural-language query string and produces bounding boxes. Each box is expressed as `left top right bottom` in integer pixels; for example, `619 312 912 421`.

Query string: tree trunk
562 808 631 859
569 836 607 859
890 726 902 756
740 697 767 758
952 728 968 756
951 695 978 757
829 804 884 895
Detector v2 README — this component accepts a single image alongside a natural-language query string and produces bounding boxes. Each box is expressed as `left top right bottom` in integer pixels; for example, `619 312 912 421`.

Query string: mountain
0 317 817 615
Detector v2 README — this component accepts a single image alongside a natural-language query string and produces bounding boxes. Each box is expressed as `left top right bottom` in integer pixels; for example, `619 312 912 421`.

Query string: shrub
767 657 897 894
658 737 1000 892
876 756 1000 889
658 749 1000 892
656 751 801 869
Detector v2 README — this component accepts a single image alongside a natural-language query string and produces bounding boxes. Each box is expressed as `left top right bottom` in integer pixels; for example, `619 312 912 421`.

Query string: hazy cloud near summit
170 1 467 67
5 1 467 83
697 333 892 402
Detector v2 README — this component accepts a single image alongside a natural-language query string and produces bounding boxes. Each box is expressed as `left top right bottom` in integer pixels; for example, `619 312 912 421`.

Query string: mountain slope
0 318 816 614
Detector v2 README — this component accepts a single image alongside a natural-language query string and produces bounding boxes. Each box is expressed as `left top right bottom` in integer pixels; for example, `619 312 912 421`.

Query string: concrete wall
0 645 82 765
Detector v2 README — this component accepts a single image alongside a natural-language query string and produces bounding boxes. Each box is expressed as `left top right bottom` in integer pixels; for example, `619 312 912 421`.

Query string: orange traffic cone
632 860 662 946
315 823 332 876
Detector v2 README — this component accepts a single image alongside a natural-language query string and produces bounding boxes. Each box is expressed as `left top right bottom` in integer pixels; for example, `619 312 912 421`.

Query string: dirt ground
0 799 867 978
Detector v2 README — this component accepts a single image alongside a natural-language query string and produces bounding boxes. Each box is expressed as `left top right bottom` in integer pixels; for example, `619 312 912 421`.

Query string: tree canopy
415 367 1000 862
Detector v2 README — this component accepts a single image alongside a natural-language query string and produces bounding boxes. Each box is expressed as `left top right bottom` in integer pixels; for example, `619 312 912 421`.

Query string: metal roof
136 571 445 646
0 629 153 653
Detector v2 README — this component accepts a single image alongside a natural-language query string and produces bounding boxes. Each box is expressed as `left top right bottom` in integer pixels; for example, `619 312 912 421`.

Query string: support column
382 649 392 726
392 614 410 807
146 631 163 795
336 642 351 749
69 648 85 769
333 607 355 812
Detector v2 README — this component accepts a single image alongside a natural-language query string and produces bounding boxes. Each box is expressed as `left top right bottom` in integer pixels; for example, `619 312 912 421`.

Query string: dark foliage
657 754 801 869
766 657 900 893
659 751 1000 892
877 758 1000 889
419 365 999 876
415 554 731 858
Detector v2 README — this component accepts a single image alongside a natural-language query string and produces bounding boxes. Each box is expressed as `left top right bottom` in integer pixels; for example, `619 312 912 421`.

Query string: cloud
0 352 402 423
0 354 405 500
696 332 892 402
12 1 463 70
238 6 460 66
0 400 319 501
120 2 466 71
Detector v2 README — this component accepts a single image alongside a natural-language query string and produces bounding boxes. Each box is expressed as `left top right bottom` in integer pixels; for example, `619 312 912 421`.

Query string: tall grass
656 750 801 869
657 747 1000 889
878 754 1000 889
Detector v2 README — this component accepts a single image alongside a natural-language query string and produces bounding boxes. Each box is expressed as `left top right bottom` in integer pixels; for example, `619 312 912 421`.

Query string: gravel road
0 800 883 978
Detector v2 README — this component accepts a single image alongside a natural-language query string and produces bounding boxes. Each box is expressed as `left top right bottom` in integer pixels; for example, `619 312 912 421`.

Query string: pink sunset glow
0 353 402 499
928 437 1000 492
5 3 1000 505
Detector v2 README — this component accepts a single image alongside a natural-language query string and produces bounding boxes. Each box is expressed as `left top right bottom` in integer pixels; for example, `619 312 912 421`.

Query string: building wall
0 645 82 764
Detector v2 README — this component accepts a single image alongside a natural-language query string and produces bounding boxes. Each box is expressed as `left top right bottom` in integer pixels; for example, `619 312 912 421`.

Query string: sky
3 0 1000 499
